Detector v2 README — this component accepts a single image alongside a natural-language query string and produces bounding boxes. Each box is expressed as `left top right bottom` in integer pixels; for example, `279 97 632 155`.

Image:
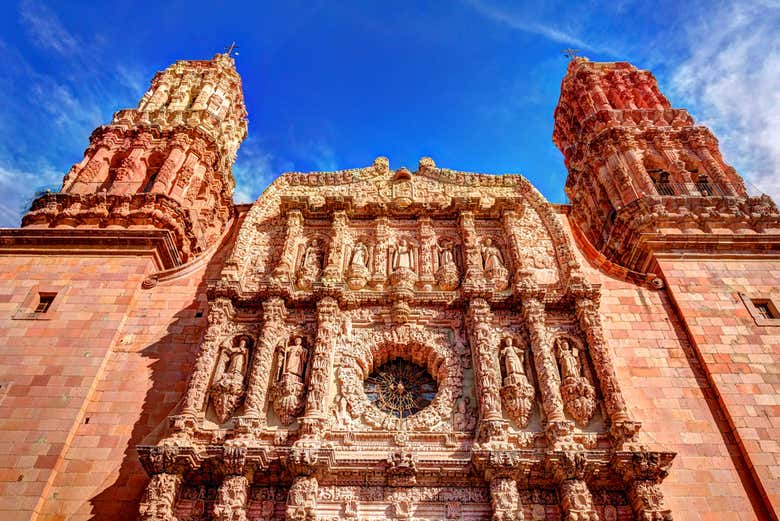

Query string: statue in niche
499 337 535 428
297 239 323 290
556 337 596 427
272 336 310 425
346 240 370 290
392 239 415 271
390 239 417 289
209 335 252 423
435 239 460 290
481 237 509 290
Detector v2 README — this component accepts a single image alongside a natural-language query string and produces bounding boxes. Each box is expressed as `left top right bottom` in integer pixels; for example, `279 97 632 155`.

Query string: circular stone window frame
337 325 463 432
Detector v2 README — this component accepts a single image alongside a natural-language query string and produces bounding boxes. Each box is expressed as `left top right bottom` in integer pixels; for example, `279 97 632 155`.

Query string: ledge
0 227 182 270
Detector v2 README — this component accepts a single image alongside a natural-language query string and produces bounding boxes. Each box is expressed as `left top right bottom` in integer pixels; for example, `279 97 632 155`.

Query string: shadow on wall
86 215 243 520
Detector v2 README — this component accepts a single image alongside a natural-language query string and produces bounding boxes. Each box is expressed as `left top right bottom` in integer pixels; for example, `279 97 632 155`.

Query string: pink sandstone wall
659 256 780 520
0 253 155 521
563 213 767 520
0 216 240 521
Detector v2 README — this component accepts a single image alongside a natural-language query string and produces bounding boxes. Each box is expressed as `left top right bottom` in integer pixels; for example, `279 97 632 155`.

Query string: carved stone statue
350 241 368 269
390 239 417 289
481 237 509 290
436 240 460 290
558 338 580 381
297 239 323 289
285 337 308 377
499 337 535 428
346 240 370 290
556 337 596 427
209 336 252 423
502 337 525 379
272 337 309 425
393 239 415 271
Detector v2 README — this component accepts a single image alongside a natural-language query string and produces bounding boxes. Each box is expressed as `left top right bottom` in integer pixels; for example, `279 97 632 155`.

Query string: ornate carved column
418 217 436 290
371 216 390 289
547 452 598 521
466 298 506 443
286 475 318 521
612 452 675 521
151 133 191 193
300 297 341 435
321 210 348 285
243 297 288 421
138 472 182 521
65 143 112 194
213 446 251 521
460 211 483 288
490 477 523 521
138 445 183 521
521 297 567 433
181 298 235 416
574 295 639 441
271 210 304 284
108 132 153 195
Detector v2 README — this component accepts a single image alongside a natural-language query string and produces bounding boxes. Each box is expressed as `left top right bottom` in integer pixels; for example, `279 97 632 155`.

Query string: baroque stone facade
0 53 779 521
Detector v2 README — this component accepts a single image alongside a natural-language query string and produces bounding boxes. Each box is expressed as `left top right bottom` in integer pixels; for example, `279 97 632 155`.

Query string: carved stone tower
553 58 780 274
22 52 248 264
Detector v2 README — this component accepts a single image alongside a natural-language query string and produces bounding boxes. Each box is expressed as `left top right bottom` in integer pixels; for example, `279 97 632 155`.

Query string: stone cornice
0 227 182 270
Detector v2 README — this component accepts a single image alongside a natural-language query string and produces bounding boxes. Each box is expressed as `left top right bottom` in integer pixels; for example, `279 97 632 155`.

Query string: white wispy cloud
232 139 277 203
462 0 611 54
669 0 780 201
19 0 79 56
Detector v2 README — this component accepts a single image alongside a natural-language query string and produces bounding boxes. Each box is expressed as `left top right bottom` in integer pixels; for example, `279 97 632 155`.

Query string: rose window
364 358 438 418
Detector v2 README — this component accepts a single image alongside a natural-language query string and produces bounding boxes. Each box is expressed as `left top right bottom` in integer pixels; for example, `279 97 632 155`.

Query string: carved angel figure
209 336 252 423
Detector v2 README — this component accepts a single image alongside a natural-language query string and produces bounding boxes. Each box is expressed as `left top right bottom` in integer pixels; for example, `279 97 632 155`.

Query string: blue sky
0 1 778 226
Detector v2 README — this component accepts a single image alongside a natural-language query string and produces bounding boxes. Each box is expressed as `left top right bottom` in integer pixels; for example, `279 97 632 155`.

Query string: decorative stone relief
555 336 596 428
272 336 310 425
296 238 325 290
499 336 536 428
286 476 318 521
209 335 253 423
139 472 182 521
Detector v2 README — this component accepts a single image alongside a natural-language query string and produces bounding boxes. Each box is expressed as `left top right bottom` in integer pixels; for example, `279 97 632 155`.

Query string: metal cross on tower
225 42 239 56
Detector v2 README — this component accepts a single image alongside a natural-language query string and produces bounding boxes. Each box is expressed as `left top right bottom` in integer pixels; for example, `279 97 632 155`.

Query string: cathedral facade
0 53 778 521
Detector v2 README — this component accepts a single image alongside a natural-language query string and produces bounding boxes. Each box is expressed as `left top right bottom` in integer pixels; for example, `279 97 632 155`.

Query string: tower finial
562 48 580 60
224 41 239 57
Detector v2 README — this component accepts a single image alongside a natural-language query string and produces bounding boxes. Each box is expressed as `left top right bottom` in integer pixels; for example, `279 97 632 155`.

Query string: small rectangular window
753 300 777 320
35 293 56 314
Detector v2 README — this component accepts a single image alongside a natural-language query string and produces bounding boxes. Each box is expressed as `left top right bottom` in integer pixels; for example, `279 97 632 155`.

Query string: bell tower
553 58 779 273
22 52 248 264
